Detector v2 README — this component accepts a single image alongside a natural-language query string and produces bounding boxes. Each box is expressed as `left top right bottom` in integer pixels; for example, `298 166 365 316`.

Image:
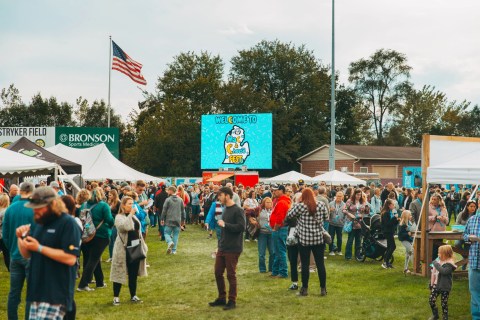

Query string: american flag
111 41 147 85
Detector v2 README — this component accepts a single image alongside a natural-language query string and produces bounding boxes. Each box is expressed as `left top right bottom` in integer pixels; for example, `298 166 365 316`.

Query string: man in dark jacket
209 187 245 311
154 185 168 241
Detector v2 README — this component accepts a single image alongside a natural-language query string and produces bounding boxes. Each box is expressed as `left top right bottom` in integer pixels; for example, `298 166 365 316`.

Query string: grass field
0 225 472 320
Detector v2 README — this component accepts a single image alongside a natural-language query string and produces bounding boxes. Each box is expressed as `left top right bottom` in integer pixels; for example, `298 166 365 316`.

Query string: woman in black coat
381 199 399 269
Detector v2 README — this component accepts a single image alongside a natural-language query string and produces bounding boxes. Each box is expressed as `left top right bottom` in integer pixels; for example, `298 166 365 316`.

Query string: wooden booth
413 134 480 276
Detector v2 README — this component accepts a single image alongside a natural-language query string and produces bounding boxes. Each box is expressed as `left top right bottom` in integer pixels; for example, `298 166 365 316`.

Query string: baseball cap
271 184 286 192
25 187 58 209
298 179 305 186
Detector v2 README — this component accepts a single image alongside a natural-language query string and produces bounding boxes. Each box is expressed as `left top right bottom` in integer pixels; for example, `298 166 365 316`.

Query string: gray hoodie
160 195 186 227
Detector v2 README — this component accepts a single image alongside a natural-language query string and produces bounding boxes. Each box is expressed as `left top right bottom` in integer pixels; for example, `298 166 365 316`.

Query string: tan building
297 145 421 184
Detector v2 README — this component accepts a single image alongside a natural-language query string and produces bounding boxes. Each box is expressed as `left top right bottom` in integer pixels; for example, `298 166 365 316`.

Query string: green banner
55 127 120 158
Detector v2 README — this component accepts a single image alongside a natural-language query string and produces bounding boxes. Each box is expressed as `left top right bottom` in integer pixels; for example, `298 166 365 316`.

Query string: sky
1 0 479 121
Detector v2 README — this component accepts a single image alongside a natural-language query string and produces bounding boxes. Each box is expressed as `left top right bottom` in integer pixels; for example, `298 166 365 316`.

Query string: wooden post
420 134 430 276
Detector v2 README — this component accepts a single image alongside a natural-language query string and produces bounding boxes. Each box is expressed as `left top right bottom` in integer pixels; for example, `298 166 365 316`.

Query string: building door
372 165 397 179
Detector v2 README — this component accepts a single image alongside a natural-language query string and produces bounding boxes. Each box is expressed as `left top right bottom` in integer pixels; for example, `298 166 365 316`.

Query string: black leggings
78 237 109 288
384 233 396 265
113 258 141 298
0 239 10 271
298 244 326 289
429 287 449 320
287 245 299 282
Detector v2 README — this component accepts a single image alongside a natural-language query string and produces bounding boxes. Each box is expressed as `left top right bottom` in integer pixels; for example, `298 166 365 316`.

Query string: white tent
0 147 58 177
264 170 313 184
311 170 366 185
46 144 164 182
427 142 480 184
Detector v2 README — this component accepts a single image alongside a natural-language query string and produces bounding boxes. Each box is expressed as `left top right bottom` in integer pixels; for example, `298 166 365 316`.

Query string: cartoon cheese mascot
223 125 250 164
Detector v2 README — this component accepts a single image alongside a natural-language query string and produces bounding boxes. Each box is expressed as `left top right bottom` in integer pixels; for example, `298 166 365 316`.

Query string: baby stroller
355 214 394 264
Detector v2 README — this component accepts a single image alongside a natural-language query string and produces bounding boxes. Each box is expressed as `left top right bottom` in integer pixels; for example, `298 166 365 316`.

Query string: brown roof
297 144 421 161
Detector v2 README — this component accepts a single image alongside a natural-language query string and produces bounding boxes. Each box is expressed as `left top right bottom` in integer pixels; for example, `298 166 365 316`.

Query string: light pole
329 0 336 171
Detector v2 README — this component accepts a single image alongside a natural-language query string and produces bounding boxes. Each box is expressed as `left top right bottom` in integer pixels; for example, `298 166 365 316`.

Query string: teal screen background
201 113 272 169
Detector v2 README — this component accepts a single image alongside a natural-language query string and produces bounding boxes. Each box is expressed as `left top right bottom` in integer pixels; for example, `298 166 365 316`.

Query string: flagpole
107 35 112 128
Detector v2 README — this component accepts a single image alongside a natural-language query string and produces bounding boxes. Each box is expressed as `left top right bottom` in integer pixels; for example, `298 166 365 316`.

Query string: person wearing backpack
77 187 114 291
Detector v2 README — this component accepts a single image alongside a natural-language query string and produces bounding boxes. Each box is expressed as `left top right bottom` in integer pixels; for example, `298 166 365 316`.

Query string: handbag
343 220 353 233
126 242 146 263
247 217 260 239
119 226 146 263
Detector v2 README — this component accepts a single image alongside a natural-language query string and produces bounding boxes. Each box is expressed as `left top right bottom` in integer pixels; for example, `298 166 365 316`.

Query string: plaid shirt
464 214 480 270
286 201 329 246
29 302 66 320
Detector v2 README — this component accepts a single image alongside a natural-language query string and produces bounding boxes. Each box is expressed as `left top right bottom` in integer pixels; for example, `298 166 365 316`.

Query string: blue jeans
8 259 30 320
328 225 343 253
272 227 288 277
258 232 275 273
159 224 165 241
109 227 117 258
164 226 180 253
470 268 480 320
149 212 157 227
345 229 361 260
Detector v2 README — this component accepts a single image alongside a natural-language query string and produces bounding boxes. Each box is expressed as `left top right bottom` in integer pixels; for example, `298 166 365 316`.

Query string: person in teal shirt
77 187 114 291
2 182 35 320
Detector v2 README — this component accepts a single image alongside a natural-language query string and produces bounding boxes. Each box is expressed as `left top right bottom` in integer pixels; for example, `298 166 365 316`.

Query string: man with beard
2 182 35 320
17 187 81 320
209 187 245 310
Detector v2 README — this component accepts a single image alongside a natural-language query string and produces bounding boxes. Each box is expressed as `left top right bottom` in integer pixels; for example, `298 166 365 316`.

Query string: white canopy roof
46 144 164 182
0 147 58 177
427 147 480 184
312 170 366 185
264 170 313 184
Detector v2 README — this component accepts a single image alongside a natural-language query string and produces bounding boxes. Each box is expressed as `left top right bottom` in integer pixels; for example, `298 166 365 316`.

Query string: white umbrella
264 170 313 184
311 170 366 185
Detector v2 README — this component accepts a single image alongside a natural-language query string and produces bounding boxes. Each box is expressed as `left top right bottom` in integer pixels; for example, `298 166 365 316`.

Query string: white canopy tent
264 170 313 184
427 139 480 184
46 144 164 182
311 170 366 185
0 147 58 177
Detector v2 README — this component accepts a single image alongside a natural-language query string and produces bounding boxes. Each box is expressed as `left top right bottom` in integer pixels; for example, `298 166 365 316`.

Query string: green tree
333 85 372 145
349 49 412 144
384 86 470 146
230 40 331 173
74 97 122 128
126 51 224 176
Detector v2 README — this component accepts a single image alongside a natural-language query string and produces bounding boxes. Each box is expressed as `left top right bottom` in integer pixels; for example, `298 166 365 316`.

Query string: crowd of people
0 178 479 319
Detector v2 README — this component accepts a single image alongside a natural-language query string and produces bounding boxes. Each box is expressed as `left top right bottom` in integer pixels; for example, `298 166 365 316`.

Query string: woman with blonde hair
110 196 148 305
428 193 449 261
257 197 275 273
398 210 416 274
0 193 11 270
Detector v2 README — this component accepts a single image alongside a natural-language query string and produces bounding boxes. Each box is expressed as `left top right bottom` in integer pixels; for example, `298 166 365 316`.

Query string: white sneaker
336 252 343 256
113 297 120 306
77 286 95 292
329 251 335 256
131 296 143 303
106 258 112 263
245 239 250 242
381 262 388 269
